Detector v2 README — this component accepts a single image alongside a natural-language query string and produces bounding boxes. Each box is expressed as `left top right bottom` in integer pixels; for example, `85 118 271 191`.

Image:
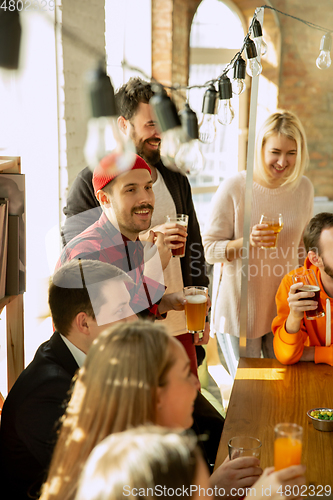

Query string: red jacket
272 258 333 365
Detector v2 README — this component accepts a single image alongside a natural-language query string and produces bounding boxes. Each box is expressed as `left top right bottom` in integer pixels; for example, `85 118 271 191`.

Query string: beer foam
301 285 320 292
176 220 187 227
186 294 207 304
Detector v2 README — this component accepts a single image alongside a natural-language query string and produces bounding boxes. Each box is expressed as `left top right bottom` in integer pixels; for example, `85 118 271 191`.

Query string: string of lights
1 4 331 177
76 4 333 175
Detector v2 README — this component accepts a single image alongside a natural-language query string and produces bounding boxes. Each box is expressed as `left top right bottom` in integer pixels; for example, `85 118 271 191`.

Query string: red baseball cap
92 153 152 195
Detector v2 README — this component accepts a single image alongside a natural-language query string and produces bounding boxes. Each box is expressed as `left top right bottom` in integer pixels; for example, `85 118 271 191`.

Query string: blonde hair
254 110 309 189
74 426 200 500
40 321 174 500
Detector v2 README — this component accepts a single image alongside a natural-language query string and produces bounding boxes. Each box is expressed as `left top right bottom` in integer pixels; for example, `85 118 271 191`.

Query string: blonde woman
75 427 211 500
39 321 263 500
74 426 305 500
203 111 314 378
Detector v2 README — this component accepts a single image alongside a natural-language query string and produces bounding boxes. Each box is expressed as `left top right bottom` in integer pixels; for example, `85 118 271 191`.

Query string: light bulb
217 99 235 125
160 126 188 167
233 57 246 95
245 39 262 78
85 63 136 173
84 117 136 172
316 33 332 70
232 79 246 95
252 19 268 56
246 57 262 78
175 139 204 175
199 85 217 144
254 36 268 56
198 114 216 144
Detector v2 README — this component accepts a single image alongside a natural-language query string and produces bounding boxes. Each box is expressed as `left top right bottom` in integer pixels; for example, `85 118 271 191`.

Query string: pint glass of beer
165 214 189 258
184 286 208 337
259 213 283 248
292 269 325 320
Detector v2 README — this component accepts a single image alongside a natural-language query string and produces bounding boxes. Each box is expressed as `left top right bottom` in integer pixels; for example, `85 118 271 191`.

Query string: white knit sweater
203 171 314 339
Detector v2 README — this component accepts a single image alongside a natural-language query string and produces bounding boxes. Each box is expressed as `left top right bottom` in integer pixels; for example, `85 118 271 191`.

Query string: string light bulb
149 85 188 166
316 33 332 70
217 76 234 125
232 57 246 95
198 85 217 144
245 39 262 78
84 63 136 173
252 19 268 56
175 103 204 175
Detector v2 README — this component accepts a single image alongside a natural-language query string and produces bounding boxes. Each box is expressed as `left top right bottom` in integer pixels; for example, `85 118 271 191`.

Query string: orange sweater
272 258 333 365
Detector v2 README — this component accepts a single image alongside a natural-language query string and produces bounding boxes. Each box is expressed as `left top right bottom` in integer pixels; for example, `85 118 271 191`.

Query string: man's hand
210 456 262 500
285 282 317 333
152 222 187 252
158 291 186 315
144 230 172 271
192 321 210 345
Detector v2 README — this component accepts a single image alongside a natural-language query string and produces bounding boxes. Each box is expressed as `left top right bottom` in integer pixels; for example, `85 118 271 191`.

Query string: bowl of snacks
307 408 333 431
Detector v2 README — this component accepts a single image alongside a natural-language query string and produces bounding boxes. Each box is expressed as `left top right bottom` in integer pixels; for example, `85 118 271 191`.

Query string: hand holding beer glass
184 286 208 340
165 214 188 258
292 269 325 320
257 213 284 249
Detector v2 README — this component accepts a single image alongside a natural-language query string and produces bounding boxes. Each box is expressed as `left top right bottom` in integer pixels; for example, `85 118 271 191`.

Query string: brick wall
270 0 333 198
61 0 106 188
152 0 173 87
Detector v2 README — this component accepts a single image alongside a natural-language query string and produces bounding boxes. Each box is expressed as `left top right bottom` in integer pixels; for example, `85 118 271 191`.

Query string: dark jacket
62 161 209 287
0 332 79 500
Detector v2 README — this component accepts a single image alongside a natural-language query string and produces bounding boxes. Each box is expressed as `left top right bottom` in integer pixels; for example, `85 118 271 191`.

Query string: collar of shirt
99 212 141 245
60 333 86 367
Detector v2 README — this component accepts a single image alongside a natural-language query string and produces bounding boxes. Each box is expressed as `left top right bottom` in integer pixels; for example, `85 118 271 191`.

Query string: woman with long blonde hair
39 321 264 500
203 110 314 378
39 321 173 500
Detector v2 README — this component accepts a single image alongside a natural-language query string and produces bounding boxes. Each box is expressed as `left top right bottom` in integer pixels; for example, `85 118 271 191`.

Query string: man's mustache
144 138 161 146
132 204 154 214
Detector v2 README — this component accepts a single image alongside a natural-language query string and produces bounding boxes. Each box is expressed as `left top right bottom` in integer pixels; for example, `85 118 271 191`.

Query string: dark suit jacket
0 332 79 500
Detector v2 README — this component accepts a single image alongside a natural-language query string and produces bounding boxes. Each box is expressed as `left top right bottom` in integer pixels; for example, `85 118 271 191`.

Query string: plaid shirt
57 212 165 318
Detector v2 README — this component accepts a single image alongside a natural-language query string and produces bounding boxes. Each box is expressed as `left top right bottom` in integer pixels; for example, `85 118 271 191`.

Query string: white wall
0 9 59 393
105 0 152 90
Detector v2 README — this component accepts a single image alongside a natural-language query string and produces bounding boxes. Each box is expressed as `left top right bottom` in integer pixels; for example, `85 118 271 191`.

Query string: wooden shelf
0 156 24 392
0 295 19 311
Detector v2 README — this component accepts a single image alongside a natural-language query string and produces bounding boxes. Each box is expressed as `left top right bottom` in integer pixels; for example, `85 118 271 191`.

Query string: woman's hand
210 455 262 499
250 224 275 248
249 465 306 500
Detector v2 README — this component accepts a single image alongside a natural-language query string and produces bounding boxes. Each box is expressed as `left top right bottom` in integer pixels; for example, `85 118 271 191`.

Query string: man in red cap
58 154 182 319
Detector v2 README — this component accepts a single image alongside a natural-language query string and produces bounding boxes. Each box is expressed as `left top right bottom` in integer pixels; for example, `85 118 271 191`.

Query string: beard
130 128 161 166
322 256 333 280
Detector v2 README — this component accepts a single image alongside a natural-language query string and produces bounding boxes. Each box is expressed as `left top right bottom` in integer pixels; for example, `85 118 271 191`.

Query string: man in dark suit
0 259 136 500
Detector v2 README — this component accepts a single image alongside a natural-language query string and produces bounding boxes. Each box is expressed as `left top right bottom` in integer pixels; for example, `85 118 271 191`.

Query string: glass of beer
165 214 188 258
292 268 325 320
259 213 284 248
184 286 208 337
274 423 303 471
228 436 262 460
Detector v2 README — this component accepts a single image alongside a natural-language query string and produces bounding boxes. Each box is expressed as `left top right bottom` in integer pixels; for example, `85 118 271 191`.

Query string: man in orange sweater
272 212 333 365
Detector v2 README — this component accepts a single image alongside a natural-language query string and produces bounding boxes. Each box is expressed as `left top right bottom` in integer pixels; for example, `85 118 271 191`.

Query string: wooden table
215 358 333 488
